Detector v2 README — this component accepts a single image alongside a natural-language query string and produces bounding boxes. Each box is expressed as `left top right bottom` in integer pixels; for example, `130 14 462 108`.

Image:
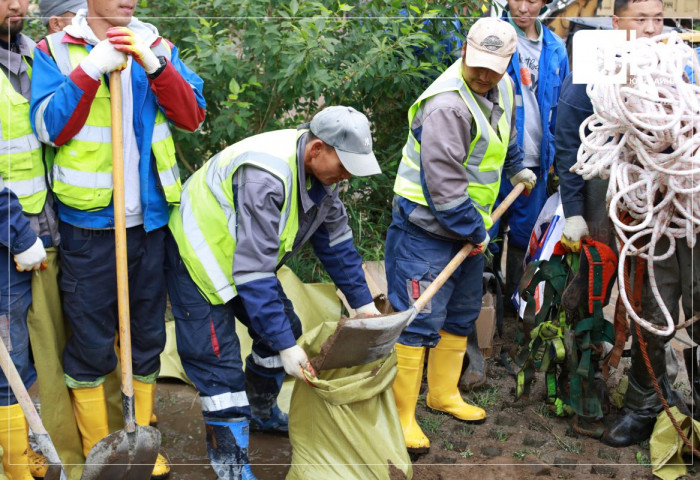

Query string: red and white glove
106 27 161 74
468 233 490 257
14 238 47 272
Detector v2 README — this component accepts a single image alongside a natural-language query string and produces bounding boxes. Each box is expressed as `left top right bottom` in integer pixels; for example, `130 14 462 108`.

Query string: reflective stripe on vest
0 66 47 214
168 130 302 305
394 60 513 230
45 33 181 211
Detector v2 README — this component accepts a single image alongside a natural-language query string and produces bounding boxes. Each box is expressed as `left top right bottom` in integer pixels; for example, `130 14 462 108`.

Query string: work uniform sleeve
147 40 206 132
309 190 373 308
231 166 297 352
30 41 101 146
419 94 488 244
555 75 593 218
0 175 39 254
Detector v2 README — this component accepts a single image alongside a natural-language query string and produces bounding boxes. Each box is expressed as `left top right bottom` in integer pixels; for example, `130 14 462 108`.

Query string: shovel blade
311 308 417 371
81 426 160 480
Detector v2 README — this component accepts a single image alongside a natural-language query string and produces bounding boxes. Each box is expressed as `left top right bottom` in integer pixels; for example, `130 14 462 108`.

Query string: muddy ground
153 325 697 480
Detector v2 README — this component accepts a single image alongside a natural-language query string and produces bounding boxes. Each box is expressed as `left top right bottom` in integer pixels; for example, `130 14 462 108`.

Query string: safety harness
515 239 617 420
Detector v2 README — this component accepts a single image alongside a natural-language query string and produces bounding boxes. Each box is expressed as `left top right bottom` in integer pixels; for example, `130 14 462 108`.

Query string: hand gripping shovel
0 337 67 480
81 71 161 480
311 182 526 371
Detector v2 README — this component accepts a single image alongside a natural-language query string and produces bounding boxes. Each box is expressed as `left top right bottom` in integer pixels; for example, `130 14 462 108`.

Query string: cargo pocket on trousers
396 258 432 314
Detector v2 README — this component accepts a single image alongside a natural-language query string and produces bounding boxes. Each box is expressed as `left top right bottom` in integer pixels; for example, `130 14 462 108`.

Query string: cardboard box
476 293 497 358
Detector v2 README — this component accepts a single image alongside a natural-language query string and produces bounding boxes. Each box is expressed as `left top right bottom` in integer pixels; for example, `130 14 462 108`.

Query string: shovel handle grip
413 182 526 313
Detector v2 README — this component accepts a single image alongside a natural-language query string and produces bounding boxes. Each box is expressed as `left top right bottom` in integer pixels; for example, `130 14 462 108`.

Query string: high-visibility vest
394 60 513 230
0 64 47 214
169 129 302 305
45 32 181 211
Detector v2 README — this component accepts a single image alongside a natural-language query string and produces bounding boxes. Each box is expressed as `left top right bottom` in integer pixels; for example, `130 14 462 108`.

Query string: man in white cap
165 106 382 479
38 0 86 34
386 17 537 453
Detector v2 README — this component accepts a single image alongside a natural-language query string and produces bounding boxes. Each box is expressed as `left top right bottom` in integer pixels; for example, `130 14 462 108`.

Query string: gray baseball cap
38 0 86 26
309 106 381 177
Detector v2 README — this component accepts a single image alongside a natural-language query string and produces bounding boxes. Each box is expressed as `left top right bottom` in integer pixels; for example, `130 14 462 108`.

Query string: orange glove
106 27 161 74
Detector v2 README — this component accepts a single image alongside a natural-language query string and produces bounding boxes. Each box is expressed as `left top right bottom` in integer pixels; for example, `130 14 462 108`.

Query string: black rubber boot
600 407 659 447
245 358 288 434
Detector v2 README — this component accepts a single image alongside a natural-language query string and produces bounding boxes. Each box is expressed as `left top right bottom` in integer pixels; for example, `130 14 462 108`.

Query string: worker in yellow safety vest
0 0 56 477
166 106 382 479
386 17 536 453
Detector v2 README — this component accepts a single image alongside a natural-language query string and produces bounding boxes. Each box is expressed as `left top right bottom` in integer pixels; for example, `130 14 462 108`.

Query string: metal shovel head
81 425 160 480
311 307 418 371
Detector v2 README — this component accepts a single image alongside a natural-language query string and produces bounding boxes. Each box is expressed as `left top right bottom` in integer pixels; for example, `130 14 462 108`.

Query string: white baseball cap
465 18 517 75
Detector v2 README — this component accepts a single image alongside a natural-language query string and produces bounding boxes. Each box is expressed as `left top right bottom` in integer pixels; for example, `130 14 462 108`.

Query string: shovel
311 182 526 371
0 334 66 480
81 70 160 480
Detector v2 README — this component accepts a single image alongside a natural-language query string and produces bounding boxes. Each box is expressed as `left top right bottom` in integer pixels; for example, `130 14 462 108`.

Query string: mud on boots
134 379 171 478
427 331 486 422
205 417 257 480
393 344 430 453
245 358 288 434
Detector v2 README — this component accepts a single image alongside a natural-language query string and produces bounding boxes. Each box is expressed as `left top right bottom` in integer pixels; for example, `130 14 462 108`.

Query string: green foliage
132 0 483 281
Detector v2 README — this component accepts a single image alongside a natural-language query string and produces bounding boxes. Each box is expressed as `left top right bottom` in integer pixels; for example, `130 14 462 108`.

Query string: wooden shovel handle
110 71 134 405
413 182 526 313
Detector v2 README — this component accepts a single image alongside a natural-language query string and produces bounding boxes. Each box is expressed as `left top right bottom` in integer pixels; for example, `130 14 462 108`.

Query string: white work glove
468 232 490 257
355 301 381 317
510 168 537 192
14 238 47 272
280 345 315 381
80 39 127 77
107 27 161 74
561 215 589 253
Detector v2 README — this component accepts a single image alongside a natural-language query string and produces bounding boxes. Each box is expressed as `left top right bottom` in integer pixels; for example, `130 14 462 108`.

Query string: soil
153 329 698 479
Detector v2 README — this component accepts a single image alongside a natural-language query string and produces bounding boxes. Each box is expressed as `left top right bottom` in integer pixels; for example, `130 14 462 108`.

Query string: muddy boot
427 331 486 422
0 404 33 479
459 330 486 391
601 407 658 447
133 380 170 479
245 359 288 434
204 418 257 480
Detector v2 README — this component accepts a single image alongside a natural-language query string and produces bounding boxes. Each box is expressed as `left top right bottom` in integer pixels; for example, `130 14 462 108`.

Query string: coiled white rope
573 32 700 336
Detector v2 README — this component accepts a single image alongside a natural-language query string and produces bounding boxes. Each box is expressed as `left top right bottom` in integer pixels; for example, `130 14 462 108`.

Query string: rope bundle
573 32 700 335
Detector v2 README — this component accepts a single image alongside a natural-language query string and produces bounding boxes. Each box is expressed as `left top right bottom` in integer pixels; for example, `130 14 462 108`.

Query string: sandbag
287 321 412 480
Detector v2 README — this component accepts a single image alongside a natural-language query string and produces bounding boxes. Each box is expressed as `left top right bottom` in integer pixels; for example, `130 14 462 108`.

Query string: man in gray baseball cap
165 105 382 477
38 0 86 33
308 105 381 177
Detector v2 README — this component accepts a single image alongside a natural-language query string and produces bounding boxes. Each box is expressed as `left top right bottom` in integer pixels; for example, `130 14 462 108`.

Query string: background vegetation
27 0 484 281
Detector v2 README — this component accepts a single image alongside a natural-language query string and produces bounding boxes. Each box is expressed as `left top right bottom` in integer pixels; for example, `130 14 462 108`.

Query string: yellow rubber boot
392 344 430 452
27 446 48 478
0 404 33 479
70 385 110 457
426 331 486 422
133 380 170 479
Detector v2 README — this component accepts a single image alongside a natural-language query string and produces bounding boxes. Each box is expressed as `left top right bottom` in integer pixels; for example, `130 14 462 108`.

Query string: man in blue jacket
30 0 206 476
492 0 570 316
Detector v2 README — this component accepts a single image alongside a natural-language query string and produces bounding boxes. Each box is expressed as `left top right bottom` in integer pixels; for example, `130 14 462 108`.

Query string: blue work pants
164 234 301 419
385 207 484 347
0 246 36 405
59 223 167 385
